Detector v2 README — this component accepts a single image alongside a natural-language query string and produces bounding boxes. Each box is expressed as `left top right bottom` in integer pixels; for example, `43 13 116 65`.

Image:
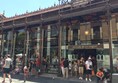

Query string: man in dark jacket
63 58 69 78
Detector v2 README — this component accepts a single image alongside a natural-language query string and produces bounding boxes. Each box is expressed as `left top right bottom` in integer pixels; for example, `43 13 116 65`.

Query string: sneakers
2 80 5 83
89 78 92 82
10 79 12 83
85 78 88 81
79 77 83 80
85 78 92 81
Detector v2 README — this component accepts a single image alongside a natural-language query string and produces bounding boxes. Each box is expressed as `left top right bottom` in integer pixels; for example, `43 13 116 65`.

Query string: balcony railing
68 39 109 46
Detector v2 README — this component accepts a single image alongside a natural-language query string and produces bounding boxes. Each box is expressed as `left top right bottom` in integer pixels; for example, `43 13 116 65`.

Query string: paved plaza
0 73 96 83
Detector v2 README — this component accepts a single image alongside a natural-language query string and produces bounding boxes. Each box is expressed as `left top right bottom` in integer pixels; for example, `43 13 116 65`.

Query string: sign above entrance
68 44 103 49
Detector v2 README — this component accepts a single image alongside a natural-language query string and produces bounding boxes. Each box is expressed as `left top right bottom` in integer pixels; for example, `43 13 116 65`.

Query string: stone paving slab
0 72 96 83
0 77 39 83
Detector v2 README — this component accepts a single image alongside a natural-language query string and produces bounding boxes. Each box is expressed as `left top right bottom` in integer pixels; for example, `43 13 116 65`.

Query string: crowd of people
0 54 41 83
0 54 111 83
60 56 94 81
60 56 110 83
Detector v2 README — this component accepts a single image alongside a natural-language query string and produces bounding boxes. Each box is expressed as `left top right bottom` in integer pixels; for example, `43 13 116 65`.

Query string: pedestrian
96 68 104 83
63 58 69 78
60 58 64 77
2 54 12 83
85 57 93 81
0 57 5 72
35 56 40 77
68 61 72 77
103 68 110 83
42 58 48 73
73 60 78 77
78 57 85 80
23 65 29 83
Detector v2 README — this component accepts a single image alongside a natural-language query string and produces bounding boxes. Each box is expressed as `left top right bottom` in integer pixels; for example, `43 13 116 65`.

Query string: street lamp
57 0 62 77
85 30 89 44
106 0 113 83
85 30 89 35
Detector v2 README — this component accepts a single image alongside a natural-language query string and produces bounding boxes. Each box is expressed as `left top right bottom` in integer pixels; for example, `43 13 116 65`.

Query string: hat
88 57 91 59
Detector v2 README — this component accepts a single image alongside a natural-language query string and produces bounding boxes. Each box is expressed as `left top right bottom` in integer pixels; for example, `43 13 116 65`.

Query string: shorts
36 66 40 72
79 67 84 74
3 68 11 74
86 70 92 75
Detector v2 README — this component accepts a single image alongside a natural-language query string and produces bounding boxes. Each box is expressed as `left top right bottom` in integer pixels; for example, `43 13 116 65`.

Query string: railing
68 39 105 45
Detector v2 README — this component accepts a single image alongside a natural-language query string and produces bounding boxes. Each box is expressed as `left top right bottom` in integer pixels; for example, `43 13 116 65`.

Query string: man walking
2 54 12 83
85 57 93 82
63 58 69 78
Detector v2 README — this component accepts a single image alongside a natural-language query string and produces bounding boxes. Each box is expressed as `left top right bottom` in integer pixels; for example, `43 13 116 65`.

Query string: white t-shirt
4 58 12 68
85 60 92 70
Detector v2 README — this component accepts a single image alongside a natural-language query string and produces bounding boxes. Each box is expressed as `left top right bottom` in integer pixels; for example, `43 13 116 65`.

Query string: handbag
10 61 13 71
89 65 92 69
92 69 95 76
38 69 40 73
10 64 12 70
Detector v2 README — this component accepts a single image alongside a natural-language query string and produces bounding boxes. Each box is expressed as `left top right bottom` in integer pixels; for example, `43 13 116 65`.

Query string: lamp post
57 0 62 76
0 17 4 57
106 0 113 83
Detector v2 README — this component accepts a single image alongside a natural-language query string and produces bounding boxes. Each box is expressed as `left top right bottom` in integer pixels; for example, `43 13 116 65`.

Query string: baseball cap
88 57 91 59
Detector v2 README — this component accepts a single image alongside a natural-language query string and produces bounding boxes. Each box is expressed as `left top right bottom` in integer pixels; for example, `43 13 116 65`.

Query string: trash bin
112 73 118 83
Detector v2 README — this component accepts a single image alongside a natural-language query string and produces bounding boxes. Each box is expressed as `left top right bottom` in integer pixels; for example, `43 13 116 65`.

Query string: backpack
10 60 13 71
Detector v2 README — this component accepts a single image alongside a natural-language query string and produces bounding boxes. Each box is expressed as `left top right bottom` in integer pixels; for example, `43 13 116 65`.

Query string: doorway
72 49 97 73
73 49 97 60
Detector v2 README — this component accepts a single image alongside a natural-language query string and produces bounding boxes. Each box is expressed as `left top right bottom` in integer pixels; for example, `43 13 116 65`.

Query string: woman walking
60 58 64 77
78 57 85 80
23 66 29 83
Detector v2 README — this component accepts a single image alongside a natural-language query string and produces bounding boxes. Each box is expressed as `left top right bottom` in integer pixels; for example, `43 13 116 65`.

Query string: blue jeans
97 77 103 83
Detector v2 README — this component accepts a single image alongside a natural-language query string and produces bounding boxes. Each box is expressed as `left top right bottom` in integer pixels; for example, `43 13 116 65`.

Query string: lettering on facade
68 45 103 49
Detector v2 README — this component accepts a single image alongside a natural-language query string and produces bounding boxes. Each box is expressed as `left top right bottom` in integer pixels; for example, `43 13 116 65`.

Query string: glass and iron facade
0 0 118 74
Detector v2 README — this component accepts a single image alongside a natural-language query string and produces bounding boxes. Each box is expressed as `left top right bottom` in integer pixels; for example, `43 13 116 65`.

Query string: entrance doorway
72 49 97 73
73 49 97 60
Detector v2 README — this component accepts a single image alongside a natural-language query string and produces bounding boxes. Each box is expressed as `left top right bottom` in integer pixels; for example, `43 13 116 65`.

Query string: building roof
0 13 6 21
0 0 118 29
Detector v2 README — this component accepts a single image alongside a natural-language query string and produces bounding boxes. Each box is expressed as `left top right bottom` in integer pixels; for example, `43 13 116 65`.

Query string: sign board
68 44 103 49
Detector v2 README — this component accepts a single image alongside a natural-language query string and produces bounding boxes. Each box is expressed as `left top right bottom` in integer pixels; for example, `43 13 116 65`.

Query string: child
23 66 29 83
96 68 104 83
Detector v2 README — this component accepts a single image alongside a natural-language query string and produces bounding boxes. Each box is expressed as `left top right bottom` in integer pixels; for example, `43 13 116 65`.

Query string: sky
0 0 59 17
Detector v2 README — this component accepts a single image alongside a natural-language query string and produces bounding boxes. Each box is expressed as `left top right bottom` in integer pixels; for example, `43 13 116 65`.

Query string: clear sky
0 0 59 17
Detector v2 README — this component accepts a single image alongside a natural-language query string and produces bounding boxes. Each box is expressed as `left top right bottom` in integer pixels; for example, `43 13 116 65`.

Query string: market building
0 0 118 74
